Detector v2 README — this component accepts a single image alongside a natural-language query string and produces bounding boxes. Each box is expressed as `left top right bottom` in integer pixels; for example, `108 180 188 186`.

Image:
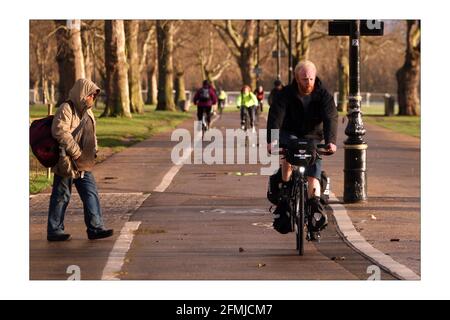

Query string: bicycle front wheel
295 187 305 256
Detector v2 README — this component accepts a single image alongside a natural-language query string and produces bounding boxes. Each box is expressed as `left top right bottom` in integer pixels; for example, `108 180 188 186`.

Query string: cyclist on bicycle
193 80 218 130
267 61 338 232
217 87 227 115
236 85 259 132
254 85 265 114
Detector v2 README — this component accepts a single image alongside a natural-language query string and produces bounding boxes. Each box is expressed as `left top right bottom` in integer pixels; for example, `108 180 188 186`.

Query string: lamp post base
343 143 368 203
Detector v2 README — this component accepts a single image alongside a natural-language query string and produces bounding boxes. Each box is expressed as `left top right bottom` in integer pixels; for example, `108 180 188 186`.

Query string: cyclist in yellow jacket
217 88 227 115
236 85 259 132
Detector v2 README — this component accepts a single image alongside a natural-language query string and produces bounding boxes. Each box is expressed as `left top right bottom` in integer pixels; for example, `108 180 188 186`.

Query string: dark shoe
87 229 114 240
308 196 328 232
306 230 321 242
47 233 71 242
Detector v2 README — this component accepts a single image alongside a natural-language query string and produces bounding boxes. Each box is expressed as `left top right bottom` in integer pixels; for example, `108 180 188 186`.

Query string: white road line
153 114 220 193
103 115 222 280
153 163 185 192
329 193 421 280
101 221 142 280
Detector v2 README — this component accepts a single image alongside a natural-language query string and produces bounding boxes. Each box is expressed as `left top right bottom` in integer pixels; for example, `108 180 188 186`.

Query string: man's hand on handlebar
316 143 337 156
326 143 337 154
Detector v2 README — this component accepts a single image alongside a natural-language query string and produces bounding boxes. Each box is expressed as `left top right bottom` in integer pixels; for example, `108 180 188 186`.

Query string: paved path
30 111 419 280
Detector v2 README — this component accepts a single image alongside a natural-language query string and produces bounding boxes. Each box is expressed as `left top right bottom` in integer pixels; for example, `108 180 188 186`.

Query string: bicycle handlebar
271 143 335 156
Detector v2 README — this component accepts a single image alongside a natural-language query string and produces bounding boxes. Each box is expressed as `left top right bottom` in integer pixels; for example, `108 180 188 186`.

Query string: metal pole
288 20 293 83
256 20 260 86
343 20 367 203
276 20 281 80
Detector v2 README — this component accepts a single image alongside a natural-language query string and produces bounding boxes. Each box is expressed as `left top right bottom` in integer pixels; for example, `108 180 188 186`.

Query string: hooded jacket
51 79 100 178
267 77 338 145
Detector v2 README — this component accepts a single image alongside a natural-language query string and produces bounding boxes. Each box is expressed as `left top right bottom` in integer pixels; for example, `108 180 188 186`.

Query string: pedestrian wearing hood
47 79 114 242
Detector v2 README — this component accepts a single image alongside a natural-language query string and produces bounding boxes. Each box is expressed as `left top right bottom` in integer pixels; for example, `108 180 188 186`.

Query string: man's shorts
279 131 322 180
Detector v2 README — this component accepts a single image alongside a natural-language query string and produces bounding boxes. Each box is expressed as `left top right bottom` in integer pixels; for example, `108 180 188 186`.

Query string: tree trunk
291 20 314 68
239 47 257 90
125 20 144 114
156 20 176 111
81 26 93 80
213 20 259 91
55 20 85 105
174 68 186 111
103 20 132 118
146 65 158 105
396 20 420 116
337 37 349 113
49 79 56 104
42 77 49 105
239 21 257 90
55 20 85 106
32 80 39 104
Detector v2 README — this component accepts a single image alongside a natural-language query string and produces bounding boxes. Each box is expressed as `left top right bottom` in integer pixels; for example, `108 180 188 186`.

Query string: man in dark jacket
193 80 218 130
267 61 338 232
268 79 283 107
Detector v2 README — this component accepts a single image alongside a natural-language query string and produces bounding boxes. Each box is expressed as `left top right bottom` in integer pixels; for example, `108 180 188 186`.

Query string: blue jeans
47 172 105 235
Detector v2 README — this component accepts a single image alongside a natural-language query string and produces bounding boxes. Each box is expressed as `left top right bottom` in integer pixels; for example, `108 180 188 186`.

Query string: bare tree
280 20 328 68
396 20 420 116
213 20 275 90
30 21 59 105
102 20 131 118
125 20 144 114
197 31 232 86
156 20 176 111
174 64 186 111
81 23 93 80
55 20 86 105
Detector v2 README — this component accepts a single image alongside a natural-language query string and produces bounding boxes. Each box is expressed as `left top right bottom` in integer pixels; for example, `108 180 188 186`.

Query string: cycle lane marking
102 115 220 280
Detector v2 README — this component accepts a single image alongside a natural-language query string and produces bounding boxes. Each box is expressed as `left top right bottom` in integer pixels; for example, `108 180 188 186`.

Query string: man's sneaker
87 229 114 240
47 233 71 242
307 196 328 231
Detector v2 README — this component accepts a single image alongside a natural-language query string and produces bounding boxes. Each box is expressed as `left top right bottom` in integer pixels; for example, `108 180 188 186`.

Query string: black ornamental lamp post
328 20 384 203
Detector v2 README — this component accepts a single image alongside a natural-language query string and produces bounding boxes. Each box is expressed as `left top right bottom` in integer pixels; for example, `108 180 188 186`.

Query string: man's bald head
294 60 317 96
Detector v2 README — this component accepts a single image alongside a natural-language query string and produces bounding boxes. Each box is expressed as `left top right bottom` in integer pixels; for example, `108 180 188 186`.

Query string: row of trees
29 20 421 116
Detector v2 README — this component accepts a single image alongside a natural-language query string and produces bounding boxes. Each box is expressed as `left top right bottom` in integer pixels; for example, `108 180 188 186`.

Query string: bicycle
255 100 263 125
239 106 256 132
201 109 211 139
278 139 333 256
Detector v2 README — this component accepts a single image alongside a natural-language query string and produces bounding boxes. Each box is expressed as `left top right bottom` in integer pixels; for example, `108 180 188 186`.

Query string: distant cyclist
217 87 227 115
267 61 338 232
193 80 218 130
236 85 259 132
254 85 265 114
